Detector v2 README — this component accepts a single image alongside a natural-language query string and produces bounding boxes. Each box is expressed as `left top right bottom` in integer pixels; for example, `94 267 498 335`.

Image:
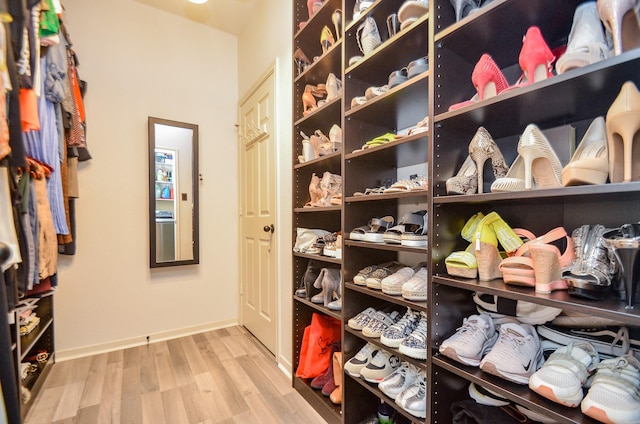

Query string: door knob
263 224 275 233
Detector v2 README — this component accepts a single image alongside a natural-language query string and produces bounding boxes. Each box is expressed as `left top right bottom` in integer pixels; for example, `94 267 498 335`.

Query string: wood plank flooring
24 326 328 424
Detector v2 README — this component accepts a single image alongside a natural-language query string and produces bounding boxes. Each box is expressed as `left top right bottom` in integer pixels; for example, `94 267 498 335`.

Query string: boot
300 260 321 300
329 351 343 404
321 268 341 307
316 341 341 394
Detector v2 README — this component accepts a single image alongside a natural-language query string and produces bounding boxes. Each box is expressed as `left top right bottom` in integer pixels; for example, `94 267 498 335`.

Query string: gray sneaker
399 312 427 359
380 308 420 348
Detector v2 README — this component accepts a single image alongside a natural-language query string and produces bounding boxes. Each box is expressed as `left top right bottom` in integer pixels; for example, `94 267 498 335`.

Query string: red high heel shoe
518 26 555 86
449 54 508 110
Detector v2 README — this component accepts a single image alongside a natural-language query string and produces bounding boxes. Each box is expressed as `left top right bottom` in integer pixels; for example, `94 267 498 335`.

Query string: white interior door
238 68 277 354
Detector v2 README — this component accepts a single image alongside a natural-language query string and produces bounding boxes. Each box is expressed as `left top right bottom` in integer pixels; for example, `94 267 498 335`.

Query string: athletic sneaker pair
344 342 400 383
378 362 426 418
529 342 640 423
439 314 544 384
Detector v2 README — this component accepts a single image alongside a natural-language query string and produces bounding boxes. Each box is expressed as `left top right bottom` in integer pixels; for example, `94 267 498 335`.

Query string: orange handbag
295 313 341 379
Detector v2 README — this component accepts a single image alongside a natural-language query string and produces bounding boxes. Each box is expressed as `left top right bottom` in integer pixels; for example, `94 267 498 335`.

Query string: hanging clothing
0 166 21 272
23 55 68 236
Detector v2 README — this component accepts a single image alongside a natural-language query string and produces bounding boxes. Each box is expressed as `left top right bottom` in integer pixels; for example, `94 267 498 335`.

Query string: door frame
237 60 282 360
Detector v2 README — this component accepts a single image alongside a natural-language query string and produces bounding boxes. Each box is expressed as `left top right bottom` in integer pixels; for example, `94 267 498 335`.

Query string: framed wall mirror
148 117 200 267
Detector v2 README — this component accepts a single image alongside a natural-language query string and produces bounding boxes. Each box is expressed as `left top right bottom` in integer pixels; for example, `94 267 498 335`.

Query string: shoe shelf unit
429 0 640 423
12 293 55 419
341 0 430 422
293 0 344 422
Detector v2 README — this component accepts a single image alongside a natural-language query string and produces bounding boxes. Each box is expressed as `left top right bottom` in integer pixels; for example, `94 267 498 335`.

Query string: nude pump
597 0 640 56
561 117 609 186
606 80 640 183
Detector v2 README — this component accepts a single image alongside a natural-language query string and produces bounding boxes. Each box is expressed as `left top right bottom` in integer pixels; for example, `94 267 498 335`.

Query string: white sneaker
378 362 419 400
344 343 378 378
362 310 400 338
479 322 544 385
529 342 599 407
395 369 427 418
399 311 428 359
468 382 510 406
401 267 428 301
381 267 415 295
380 308 420 348
439 314 498 367
581 355 640 424
360 349 400 383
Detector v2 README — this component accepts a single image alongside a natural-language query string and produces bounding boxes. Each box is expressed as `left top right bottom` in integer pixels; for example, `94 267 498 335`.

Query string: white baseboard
56 319 239 362
278 361 292 380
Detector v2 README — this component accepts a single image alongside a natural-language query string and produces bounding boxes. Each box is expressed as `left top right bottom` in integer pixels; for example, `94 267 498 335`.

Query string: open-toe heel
603 223 640 308
517 123 563 190
530 227 574 294
564 225 615 300
468 127 509 193
606 81 640 183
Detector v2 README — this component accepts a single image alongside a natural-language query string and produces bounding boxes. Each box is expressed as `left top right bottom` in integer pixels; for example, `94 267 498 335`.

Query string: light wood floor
24 326 328 424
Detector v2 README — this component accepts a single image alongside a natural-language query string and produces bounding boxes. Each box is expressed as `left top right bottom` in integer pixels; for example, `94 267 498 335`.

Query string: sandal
365 132 400 147
563 224 614 300
384 210 427 244
350 216 394 242
401 215 428 247
383 175 428 193
445 213 485 279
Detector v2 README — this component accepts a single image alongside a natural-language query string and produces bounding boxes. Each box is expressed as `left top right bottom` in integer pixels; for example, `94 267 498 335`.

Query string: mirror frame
148 117 200 268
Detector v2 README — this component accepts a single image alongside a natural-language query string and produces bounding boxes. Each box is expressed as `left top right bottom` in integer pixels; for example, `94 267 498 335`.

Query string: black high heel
603 223 640 309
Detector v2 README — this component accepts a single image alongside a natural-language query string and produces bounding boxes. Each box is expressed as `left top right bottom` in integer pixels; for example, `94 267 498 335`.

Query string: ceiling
133 0 259 36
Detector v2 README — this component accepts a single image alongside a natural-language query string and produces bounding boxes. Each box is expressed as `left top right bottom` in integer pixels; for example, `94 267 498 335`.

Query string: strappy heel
602 223 640 309
302 84 327 116
529 228 575 294
468 127 509 193
606 81 640 183
564 225 615 300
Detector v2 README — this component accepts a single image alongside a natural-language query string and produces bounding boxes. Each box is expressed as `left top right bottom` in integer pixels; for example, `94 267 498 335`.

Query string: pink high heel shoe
606 81 640 183
597 0 640 56
448 54 509 110
518 26 555 86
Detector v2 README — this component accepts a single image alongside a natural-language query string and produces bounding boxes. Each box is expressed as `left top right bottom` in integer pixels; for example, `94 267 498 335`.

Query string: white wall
55 0 240 358
237 0 294 370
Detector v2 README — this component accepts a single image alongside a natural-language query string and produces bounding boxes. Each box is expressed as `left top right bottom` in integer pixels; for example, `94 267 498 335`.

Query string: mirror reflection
149 117 199 267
